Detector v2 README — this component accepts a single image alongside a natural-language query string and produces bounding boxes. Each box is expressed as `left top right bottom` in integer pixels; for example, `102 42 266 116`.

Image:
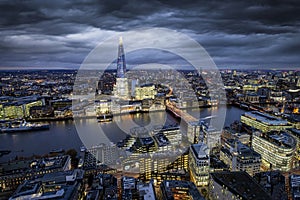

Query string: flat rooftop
244 111 288 126
262 131 296 149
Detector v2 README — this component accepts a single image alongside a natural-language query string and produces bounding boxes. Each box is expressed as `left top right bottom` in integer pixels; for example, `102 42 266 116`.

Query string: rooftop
160 180 205 200
211 171 271 200
244 111 288 126
259 131 297 149
138 181 156 200
9 170 83 200
191 143 209 159
0 155 70 176
225 139 261 159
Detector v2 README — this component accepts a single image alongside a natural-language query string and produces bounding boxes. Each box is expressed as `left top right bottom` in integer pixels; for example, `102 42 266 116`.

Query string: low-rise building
220 139 261 176
254 171 288 200
9 169 84 200
0 155 71 193
158 180 205 200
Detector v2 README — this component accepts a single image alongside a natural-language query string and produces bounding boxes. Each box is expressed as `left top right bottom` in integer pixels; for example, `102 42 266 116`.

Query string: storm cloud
0 0 299 69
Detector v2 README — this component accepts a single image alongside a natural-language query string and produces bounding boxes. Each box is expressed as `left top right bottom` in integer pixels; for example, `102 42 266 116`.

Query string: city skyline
0 1 300 69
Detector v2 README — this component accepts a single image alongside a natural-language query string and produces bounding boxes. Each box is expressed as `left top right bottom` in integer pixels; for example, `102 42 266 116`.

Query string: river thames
0 105 245 162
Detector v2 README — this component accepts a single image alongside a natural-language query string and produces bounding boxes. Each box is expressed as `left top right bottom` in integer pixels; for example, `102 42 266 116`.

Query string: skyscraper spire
117 36 126 78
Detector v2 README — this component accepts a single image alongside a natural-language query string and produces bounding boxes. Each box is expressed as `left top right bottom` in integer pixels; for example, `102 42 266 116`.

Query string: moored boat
0 120 50 133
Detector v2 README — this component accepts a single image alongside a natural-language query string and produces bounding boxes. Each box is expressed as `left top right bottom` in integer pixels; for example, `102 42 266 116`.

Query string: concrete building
220 139 261 176
87 143 119 166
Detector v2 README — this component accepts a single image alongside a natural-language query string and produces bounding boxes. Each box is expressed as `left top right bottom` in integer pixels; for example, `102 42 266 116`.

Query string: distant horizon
0 65 298 71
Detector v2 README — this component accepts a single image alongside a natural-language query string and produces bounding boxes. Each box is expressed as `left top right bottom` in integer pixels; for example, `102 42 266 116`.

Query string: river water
0 105 245 162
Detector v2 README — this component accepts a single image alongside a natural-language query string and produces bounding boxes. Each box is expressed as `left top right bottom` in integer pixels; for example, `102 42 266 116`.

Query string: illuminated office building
252 131 296 171
287 128 300 165
200 124 221 151
134 84 157 100
117 126 189 186
241 111 292 132
189 143 210 187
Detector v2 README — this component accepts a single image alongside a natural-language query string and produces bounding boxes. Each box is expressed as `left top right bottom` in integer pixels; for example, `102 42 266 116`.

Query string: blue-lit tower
113 36 130 100
117 37 126 78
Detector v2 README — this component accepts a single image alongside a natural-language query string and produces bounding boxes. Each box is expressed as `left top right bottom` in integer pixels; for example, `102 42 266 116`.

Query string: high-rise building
117 36 126 78
113 37 130 100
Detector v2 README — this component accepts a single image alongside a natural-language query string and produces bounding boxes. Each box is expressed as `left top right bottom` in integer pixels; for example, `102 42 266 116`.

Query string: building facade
189 143 210 187
252 131 296 171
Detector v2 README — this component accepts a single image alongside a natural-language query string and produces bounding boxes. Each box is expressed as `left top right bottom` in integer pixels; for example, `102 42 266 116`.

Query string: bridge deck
166 102 198 123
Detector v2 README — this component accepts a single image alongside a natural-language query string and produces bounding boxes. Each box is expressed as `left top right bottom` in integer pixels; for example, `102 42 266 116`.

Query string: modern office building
252 131 296 171
220 139 261 176
200 124 221 151
189 143 210 187
241 111 292 132
287 128 300 166
113 78 130 100
138 150 189 186
135 84 157 100
209 171 271 200
116 36 126 78
87 143 119 166
117 126 189 185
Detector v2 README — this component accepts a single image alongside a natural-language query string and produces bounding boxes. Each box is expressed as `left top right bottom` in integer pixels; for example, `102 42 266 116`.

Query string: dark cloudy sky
0 0 300 69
